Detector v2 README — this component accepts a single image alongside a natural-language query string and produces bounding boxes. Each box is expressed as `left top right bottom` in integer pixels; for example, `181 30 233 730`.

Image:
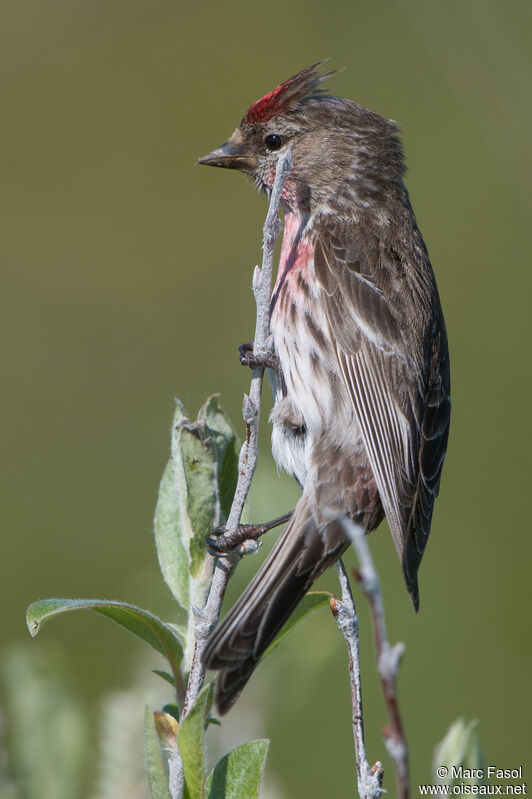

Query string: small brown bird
199 62 450 714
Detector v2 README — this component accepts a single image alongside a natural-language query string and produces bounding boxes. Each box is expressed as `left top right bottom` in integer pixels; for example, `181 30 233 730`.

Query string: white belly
268 274 342 487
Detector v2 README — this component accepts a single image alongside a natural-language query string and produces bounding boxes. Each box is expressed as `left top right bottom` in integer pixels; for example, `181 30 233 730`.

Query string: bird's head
198 62 405 217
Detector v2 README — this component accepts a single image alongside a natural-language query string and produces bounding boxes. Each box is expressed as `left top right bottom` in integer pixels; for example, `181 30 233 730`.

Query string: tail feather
203 497 348 714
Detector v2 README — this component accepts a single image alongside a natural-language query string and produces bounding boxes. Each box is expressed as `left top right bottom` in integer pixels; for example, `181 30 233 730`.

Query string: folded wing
314 221 450 608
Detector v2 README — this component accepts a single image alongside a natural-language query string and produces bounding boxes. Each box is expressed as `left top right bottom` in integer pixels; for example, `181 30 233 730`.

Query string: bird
197 62 450 714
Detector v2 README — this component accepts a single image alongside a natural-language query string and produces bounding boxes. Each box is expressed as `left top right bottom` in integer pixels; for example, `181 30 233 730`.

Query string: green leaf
206 740 269 799
180 397 241 577
26 598 185 699
168 622 187 646
198 395 240 522
433 719 486 786
263 591 332 659
178 683 214 799
154 400 191 612
144 707 172 799
162 702 180 722
155 458 191 612
198 395 236 442
153 669 176 687
154 397 241 673
180 424 218 576
217 437 240 523
154 398 240 621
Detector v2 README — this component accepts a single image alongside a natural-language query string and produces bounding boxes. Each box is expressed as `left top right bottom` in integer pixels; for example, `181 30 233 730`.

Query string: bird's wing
314 222 450 606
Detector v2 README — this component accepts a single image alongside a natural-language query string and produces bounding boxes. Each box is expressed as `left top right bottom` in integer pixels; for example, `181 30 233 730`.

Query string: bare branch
331 560 384 799
342 519 409 799
168 151 292 799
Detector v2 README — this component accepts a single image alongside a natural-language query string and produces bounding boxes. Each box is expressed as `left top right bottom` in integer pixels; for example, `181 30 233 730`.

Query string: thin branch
168 151 292 799
168 753 184 799
342 519 409 799
331 560 384 799
183 148 292 710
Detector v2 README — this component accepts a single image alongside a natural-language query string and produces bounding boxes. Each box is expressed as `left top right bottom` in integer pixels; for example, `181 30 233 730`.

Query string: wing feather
314 220 450 607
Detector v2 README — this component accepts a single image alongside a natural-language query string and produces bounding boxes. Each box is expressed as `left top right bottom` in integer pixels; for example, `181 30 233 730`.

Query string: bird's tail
203 496 348 714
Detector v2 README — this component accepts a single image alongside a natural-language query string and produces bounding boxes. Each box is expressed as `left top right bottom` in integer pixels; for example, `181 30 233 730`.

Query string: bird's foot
239 340 279 371
206 511 293 557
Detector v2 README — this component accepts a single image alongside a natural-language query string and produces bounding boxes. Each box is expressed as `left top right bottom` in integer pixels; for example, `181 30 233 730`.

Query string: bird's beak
197 138 255 172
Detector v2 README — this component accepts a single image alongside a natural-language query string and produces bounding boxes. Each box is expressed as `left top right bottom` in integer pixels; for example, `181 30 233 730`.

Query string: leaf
179 424 218 576
217 437 240 522
153 710 179 751
155 397 240 617
206 740 269 799
198 395 236 442
162 702 180 721
153 669 176 687
217 438 240 523
178 683 214 799
144 707 172 799
155 459 191 613
198 395 240 522
263 591 332 659
182 397 241 576
168 622 187 645
26 598 184 698
433 719 486 786
154 397 241 673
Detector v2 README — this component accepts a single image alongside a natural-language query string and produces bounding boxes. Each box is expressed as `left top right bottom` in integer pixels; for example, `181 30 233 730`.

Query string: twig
183 148 292 711
342 519 409 799
168 151 292 799
331 560 384 799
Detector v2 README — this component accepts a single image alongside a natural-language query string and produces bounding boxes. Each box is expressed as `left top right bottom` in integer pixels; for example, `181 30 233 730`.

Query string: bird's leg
239 340 280 371
206 511 293 556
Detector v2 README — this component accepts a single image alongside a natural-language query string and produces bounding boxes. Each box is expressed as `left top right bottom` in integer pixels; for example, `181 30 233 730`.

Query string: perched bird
198 62 450 714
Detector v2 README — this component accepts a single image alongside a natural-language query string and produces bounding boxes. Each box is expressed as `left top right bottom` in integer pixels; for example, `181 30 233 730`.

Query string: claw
239 341 254 358
238 340 279 370
205 512 294 558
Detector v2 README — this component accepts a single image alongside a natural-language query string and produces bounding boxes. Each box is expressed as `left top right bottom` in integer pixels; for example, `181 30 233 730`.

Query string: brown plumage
198 62 451 714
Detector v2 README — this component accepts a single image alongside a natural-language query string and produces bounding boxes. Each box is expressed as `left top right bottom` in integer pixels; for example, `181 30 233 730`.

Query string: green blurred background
1 0 531 796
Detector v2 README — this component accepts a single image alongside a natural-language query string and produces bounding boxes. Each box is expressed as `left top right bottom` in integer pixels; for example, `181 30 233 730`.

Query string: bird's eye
264 134 284 151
